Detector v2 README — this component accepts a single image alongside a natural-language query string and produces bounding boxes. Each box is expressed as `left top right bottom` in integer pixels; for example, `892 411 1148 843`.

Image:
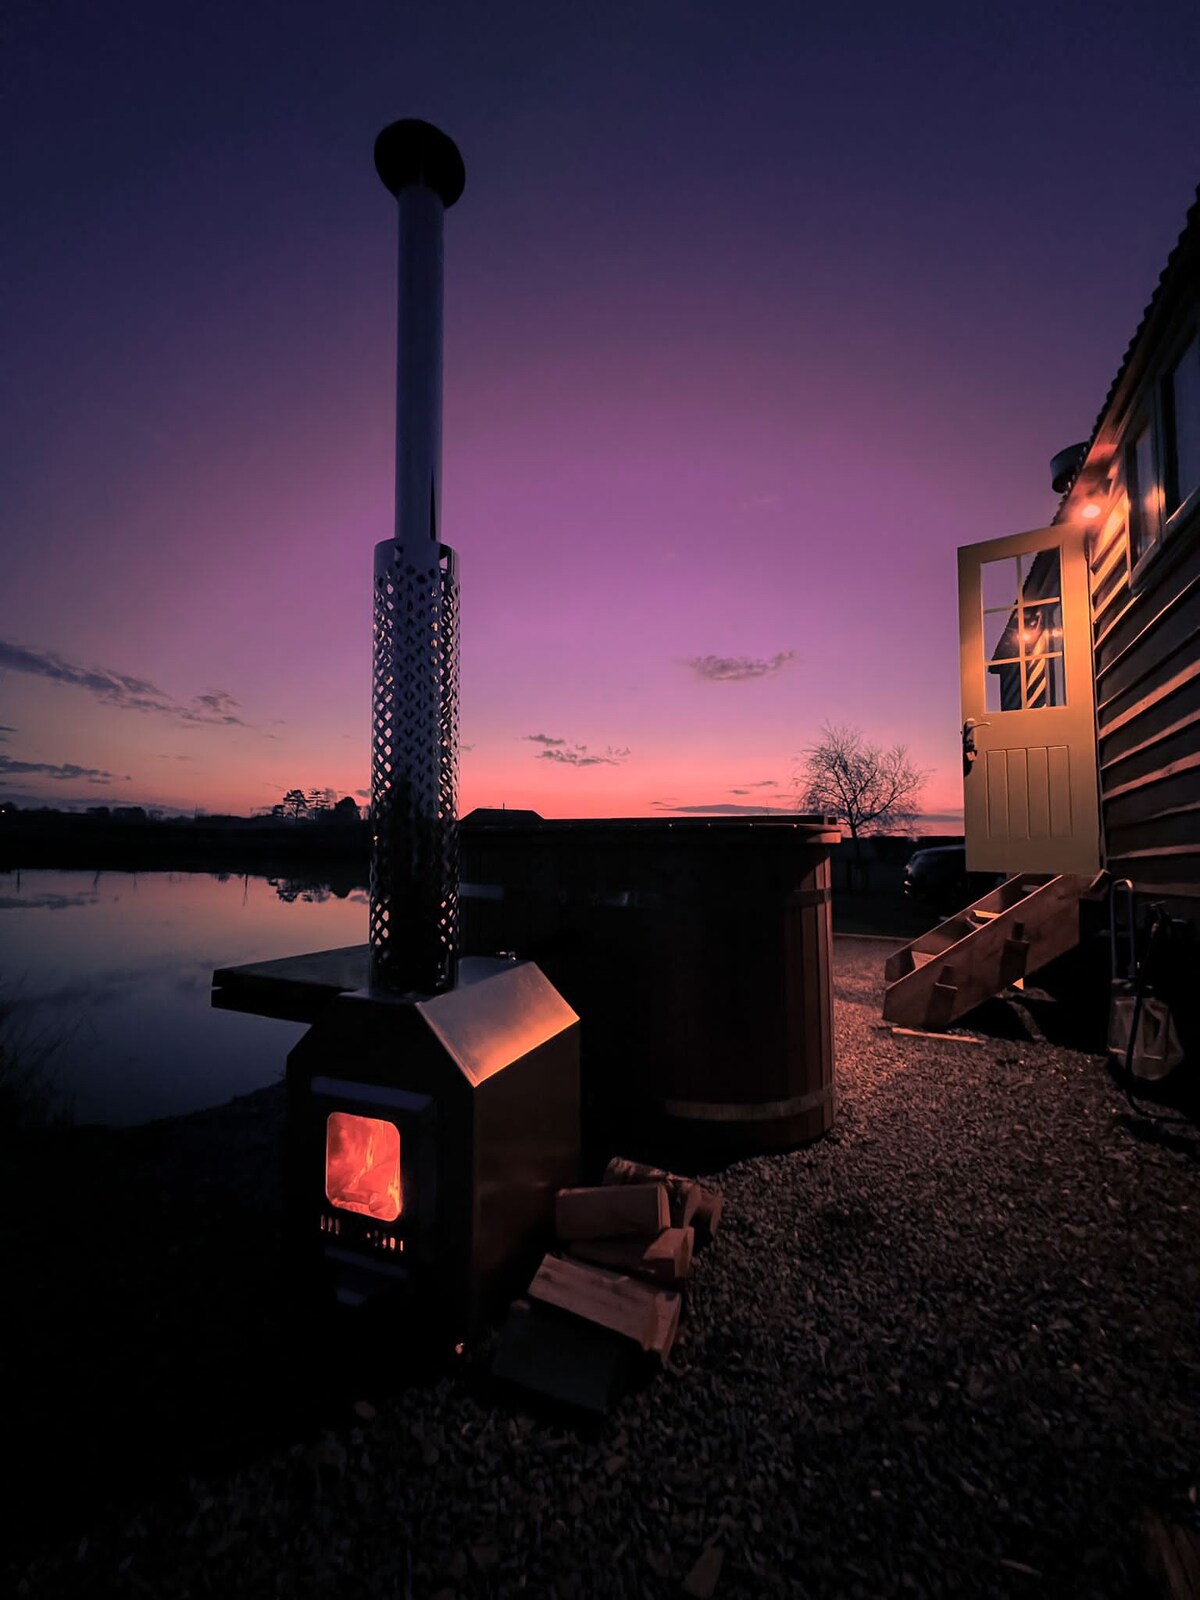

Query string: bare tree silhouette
795 723 927 875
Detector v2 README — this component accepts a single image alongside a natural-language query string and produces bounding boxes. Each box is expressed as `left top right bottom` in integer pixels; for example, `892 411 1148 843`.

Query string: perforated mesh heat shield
369 538 460 995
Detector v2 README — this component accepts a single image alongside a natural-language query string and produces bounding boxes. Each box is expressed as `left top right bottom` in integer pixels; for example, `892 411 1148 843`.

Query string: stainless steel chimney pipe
369 120 466 997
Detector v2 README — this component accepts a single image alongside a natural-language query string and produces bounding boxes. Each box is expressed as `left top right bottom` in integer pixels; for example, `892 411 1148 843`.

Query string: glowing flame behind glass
325 1112 402 1220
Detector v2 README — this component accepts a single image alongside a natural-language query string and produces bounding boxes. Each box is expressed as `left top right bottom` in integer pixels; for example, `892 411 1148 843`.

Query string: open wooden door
958 521 1101 875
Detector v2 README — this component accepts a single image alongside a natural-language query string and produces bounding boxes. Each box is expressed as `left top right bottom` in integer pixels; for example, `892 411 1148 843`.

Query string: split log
692 1187 724 1239
555 1182 669 1241
649 1285 682 1365
527 1255 682 1364
527 1255 658 1349
491 1299 632 1416
568 1225 694 1287
603 1157 723 1243
602 1157 699 1228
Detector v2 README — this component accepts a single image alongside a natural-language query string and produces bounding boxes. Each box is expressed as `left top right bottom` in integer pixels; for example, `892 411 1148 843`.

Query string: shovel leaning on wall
1107 881 1184 1083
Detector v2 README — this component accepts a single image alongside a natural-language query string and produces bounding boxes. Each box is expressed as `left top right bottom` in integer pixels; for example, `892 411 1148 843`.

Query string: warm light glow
325 1113 402 1220
1081 502 1102 520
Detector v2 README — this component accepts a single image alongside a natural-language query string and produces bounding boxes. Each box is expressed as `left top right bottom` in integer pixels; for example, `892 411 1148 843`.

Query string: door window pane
985 608 1019 663
1024 651 1065 708
1020 548 1061 601
982 556 1019 611
1046 656 1066 707
1022 601 1063 648
986 665 1019 713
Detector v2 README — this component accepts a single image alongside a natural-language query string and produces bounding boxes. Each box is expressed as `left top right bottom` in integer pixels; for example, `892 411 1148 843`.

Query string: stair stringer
882 873 1092 1030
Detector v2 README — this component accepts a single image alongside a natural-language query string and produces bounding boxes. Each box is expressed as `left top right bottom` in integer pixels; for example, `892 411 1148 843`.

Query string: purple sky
3 0 1197 825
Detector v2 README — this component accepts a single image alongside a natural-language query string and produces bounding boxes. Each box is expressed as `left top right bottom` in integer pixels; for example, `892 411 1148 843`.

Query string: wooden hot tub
459 812 839 1171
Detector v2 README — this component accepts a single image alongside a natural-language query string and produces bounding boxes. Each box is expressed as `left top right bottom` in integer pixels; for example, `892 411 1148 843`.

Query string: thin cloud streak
538 744 631 768
651 799 797 815
651 799 965 831
0 639 245 725
685 652 795 682
524 733 631 768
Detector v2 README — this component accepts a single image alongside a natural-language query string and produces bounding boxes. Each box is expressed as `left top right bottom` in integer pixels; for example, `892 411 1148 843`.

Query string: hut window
1163 334 1199 518
1125 423 1161 565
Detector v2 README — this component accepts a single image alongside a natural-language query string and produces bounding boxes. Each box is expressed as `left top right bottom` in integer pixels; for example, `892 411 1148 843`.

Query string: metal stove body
288 957 578 1335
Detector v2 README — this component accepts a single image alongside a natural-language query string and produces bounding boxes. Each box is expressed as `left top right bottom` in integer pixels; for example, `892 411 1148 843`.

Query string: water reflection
269 870 368 904
0 890 101 912
0 869 369 1127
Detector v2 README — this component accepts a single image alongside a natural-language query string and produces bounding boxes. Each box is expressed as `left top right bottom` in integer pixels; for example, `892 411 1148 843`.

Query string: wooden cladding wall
1090 509 1200 913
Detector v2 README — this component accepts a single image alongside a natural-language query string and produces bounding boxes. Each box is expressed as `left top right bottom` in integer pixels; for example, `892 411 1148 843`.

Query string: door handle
962 718 990 778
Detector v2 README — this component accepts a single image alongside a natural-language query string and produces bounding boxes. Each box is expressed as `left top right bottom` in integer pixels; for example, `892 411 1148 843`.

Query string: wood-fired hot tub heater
217 121 580 1343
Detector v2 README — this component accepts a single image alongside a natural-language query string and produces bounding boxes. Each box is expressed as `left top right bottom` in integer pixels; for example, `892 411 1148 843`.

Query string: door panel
958 522 1101 875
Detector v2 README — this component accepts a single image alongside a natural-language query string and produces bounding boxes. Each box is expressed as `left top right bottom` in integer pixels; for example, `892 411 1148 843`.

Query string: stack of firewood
492 1157 724 1414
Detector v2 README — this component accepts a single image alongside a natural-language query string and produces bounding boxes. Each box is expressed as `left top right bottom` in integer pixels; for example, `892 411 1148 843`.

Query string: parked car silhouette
903 846 1001 918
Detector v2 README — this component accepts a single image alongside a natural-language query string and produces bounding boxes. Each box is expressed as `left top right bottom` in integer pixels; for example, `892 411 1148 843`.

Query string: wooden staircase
883 873 1093 1031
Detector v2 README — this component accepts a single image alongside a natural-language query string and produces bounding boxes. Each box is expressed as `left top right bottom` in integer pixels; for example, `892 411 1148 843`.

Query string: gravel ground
8 937 1199 1599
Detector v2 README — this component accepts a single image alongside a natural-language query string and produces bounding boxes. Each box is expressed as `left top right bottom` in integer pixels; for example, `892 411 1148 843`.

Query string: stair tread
882 873 1086 1029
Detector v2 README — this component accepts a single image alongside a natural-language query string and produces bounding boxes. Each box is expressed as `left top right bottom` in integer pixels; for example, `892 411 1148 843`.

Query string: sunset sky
3 0 1197 826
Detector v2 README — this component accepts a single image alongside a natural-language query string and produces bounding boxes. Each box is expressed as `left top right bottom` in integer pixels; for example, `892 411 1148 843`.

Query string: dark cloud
0 724 15 741
0 638 164 706
525 733 630 768
685 652 795 682
0 755 128 785
187 689 242 723
538 744 631 768
651 799 797 815
0 639 245 725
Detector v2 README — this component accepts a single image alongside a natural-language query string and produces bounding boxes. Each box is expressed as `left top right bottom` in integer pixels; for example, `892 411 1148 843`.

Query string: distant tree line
273 789 363 823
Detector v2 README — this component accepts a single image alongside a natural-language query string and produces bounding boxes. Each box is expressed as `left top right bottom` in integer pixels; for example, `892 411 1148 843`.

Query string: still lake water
0 868 369 1126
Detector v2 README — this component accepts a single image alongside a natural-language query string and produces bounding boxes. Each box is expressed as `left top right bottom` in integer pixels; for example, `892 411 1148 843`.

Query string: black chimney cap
374 119 465 208
1050 441 1088 495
